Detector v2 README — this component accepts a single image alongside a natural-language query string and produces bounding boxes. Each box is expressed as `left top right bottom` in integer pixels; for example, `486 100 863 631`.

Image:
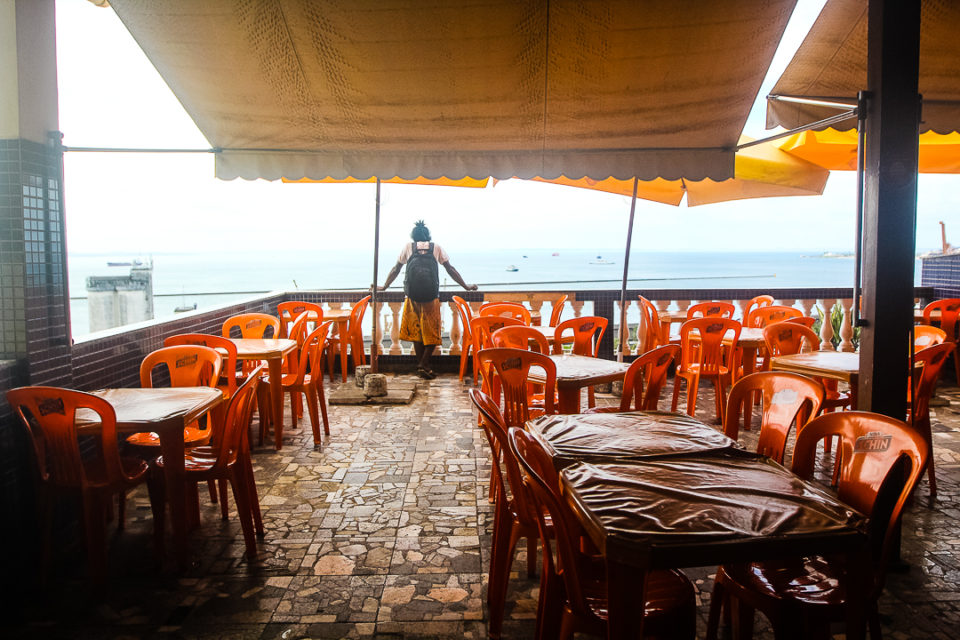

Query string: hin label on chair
777 328 794 341
657 352 672 366
293 306 305 313
246 319 262 329
503 357 522 371
707 323 724 333
855 431 892 453
38 397 65 416
580 322 595 331
187 339 206 346
176 354 198 368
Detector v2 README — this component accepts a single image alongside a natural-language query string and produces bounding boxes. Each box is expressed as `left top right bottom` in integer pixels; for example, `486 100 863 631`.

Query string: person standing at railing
378 220 478 379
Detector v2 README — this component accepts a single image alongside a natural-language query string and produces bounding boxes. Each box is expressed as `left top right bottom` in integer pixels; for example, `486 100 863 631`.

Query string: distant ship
174 302 197 313
107 259 143 267
522 255 528 258
589 255 615 265
506 265 519 272
551 252 560 257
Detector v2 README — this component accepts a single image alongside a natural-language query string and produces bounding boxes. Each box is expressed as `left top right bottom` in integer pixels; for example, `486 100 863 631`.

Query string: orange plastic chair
909 342 956 497
471 316 524 392
6 386 162 585
452 295 475 381
741 294 774 323
748 304 802 328
687 301 736 319
707 411 928 640
491 325 551 354
222 312 280 339
126 345 223 447
156 370 263 560
923 299 960 386
508 427 696 640
271 322 332 449
164 333 241 400
763 322 851 414
914 324 947 349
469 388 552 639
585 344 681 413
785 315 816 329
277 301 323 339
477 347 557 426
479 301 532 325
549 294 569 327
347 295 371 371
554 316 608 408
723 371 825 464
638 295 662 352
671 317 741 419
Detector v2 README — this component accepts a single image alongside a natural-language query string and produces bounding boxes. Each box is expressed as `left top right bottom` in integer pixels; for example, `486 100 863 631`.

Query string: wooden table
915 308 938 323
560 454 869 639
322 308 353 382
229 338 297 448
526 410 739 469
657 309 688 344
771 351 859 407
77 387 223 568
528 354 629 413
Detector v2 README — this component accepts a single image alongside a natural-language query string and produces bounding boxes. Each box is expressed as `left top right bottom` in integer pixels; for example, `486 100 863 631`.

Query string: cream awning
767 0 960 133
106 0 798 182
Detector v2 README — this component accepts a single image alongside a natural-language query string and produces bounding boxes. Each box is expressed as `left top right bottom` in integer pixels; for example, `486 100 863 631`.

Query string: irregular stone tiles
10 372 960 639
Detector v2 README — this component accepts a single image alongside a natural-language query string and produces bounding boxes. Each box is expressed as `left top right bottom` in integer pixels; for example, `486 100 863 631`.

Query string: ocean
68 250 923 338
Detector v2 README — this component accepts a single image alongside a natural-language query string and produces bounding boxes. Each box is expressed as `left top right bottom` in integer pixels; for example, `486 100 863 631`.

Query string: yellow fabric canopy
105 0 799 182
767 0 960 134
779 128 960 174
524 137 829 206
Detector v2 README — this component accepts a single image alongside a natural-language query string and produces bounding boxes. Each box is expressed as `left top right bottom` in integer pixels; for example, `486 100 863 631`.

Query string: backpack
404 242 440 303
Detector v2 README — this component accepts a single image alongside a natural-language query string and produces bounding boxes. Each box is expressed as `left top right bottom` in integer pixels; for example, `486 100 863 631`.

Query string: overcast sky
55 0 957 255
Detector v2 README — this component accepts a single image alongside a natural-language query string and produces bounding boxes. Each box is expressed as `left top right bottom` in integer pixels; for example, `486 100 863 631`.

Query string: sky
54 0 958 255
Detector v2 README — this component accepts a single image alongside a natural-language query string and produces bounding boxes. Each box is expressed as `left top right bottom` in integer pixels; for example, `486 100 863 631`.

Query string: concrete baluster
530 299 544 326
449 301 462 356
800 299 817 319
839 298 855 352
571 300 585 318
389 301 403 355
818 298 837 351
374 303 384 355
616 300 631 356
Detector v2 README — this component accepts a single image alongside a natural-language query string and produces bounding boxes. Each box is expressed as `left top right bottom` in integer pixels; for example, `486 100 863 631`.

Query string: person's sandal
416 367 436 380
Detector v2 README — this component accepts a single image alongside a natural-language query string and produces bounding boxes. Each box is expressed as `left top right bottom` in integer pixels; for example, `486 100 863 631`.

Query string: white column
448 301 462 356
388 301 403 355
838 298 855 352
818 299 837 351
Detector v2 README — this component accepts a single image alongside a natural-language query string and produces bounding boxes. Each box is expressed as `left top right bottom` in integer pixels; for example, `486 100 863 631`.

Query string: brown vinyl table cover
78 387 223 433
562 452 866 550
548 354 630 383
527 411 739 467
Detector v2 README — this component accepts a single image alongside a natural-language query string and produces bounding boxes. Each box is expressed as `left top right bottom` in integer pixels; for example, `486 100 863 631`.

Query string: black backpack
404 242 440 302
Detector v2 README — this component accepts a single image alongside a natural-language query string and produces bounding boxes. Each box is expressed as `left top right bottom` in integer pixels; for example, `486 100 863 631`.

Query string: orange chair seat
718 556 847 609
677 363 732 377
126 426 210 447
581 569 695 624
82 456 150 487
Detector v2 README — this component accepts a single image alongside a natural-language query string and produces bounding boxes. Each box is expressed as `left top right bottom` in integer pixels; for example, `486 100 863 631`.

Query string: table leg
606 558 645 639
845 546 871 640
269 356 285 449
158 429 188 569
557 384 581 414
658 319 671 345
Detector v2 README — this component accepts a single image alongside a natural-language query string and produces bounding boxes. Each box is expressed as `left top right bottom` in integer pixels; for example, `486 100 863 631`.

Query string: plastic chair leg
81 493 108 586
228 469 258 560
208 480 218 505
306 385 322 446
686 376 701 417
218 479 229 520
487 505 521 640
315 383 330 436
526 536 537 578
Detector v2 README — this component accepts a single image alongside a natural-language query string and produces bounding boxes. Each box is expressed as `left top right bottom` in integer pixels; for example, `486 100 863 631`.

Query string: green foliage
812 301 859 349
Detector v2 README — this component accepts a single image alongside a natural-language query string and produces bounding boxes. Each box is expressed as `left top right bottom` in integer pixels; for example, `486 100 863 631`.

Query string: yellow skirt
399 298 442 346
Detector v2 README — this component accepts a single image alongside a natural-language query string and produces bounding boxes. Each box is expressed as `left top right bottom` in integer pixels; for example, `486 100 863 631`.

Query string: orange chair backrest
762 322 820 356
204 367 261 474
469 389 539 528
638 295 661 351
164 333 239 398
784 315 816 329
554 316 608 357
620 344 681 411
912 342 956 420
687 301 735 319
290 322 333 385
140 345 222 390
748 305 802 328
222 313 280 339
479 302 532 325
549 294 569 327
491 325 550 354
471 316 524 391
477 347 556 426
742 294 774 322
278 301 323 339
6 387 129 490
678 317 741 375
923 298 960 342
724 372 825 464
452 295 474 339
508 426 593 618
914 324 947 350
792 411 927 587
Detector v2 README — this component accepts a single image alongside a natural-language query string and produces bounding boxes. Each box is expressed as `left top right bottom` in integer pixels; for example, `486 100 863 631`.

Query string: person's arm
442 261 478 291
378 262 403 291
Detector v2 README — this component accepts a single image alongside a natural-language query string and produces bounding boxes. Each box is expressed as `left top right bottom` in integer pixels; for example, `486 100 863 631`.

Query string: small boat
107 259 143 267
174 302 197 313
551 252 559 256
522 255 528 258
589 255 615 265
506 265 519 272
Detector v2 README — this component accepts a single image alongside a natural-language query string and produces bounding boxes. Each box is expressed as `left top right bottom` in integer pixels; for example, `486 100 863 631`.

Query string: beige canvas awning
106 0 798 182
767 0 960 133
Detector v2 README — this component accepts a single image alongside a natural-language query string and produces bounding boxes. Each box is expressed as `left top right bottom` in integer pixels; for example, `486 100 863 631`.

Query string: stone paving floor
8 372 960 639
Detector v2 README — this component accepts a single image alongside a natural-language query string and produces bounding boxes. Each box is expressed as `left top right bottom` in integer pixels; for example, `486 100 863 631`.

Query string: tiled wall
921 253 960 299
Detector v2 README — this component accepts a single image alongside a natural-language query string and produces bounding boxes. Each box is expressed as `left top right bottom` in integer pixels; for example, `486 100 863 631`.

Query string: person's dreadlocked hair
411 220 431 242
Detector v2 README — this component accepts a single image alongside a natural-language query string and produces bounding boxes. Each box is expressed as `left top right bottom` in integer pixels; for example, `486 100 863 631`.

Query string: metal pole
618 177 639 362
853 91 868 327
371 178 381 373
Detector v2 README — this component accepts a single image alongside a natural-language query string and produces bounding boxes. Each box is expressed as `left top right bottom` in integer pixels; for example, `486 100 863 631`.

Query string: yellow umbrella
281 175 489 372
779 128 960 174
527 136 829 206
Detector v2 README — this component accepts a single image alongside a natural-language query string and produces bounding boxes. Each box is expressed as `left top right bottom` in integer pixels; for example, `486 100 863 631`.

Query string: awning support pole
618 177 639 362
371 178 381 373
853 91 868 328
734 109 858 151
